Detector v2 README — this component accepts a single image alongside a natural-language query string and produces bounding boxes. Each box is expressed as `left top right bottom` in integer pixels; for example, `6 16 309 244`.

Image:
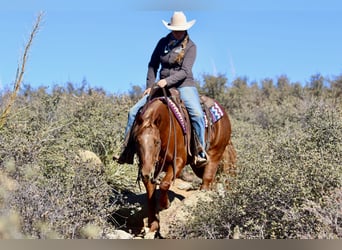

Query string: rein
162 87 177 182
148 87 177 184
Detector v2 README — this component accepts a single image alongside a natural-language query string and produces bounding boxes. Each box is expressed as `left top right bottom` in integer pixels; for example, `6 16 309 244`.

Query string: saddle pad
159 97 224 132
209 102 224 123
204 101 224 127
159 97 187 134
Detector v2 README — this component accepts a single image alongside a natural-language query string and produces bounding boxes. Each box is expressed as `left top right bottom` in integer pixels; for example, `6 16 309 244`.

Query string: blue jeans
124 94 148 138
124 86 206 152
178 86 206 150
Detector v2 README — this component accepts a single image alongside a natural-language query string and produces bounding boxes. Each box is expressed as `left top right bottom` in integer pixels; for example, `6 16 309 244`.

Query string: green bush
168 90 342 239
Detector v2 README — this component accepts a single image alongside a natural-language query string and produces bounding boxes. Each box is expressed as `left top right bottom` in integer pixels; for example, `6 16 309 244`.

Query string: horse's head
134 117 162 183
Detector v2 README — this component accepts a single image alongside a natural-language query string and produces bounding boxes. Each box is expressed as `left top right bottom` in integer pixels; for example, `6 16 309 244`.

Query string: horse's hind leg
201 143 237 190
223 140 237 175
200 160 219 190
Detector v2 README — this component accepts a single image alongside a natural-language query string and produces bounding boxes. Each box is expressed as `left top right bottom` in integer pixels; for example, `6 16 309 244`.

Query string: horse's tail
220 139 237 176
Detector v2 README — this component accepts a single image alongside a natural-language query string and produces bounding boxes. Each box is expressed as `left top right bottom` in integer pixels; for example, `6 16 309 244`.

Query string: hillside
0 74 341 238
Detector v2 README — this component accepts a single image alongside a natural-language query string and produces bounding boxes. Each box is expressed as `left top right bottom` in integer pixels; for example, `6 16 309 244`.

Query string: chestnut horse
130 89 235 233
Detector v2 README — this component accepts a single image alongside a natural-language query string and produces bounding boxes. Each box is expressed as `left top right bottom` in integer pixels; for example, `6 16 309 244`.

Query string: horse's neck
142 100 168 125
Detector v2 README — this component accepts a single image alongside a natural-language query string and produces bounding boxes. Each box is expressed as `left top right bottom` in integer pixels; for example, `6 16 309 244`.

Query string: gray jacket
146 32 197 89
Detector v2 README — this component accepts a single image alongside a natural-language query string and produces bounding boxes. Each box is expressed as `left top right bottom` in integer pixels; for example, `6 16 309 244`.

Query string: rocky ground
109 174 215 239
78 151 217 239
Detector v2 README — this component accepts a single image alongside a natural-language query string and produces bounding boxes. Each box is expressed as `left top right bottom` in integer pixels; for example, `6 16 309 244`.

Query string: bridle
137 86 178 185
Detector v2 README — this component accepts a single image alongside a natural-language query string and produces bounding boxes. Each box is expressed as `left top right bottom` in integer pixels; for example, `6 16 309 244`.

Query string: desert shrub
1 74 342 239
3 157 114 238
168 94 342 239
0 85 133 238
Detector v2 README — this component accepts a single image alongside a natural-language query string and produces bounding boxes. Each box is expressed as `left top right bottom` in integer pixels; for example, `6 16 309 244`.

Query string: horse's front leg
142 179 159 232
159 165 173 210
159 160 185 210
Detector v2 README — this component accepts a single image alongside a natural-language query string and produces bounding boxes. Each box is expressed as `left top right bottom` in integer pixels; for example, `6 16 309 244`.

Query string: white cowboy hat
162 11 196 31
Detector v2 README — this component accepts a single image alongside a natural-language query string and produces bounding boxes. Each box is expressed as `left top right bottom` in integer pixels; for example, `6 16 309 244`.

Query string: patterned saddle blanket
158 96 224 134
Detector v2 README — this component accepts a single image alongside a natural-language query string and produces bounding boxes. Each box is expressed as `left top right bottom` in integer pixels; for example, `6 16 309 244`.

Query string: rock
106 229 133 239
144 231 157 239
176 181 193 191
0 171 18 192
77 150 103 169
159 188 213 237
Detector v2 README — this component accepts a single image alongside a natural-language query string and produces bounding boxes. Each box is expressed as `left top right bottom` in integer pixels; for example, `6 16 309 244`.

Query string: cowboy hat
162 11 196 31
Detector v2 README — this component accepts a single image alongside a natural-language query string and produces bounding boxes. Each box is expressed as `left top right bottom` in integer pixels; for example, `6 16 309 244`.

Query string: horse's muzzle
140 169 156 184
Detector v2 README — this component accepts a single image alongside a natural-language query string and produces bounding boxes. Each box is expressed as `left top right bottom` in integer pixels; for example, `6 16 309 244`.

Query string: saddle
147 87 219 161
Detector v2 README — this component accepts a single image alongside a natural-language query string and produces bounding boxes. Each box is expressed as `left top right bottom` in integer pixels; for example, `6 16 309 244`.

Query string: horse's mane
133 100 164 137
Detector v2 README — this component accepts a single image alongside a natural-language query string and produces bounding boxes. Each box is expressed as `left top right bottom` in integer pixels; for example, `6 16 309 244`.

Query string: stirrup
194 155 208 168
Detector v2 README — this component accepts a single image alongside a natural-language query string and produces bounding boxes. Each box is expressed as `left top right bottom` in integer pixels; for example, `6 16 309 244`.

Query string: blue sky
0 0 341 94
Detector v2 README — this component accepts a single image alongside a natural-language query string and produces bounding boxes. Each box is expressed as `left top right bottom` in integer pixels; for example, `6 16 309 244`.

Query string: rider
117 11 207 166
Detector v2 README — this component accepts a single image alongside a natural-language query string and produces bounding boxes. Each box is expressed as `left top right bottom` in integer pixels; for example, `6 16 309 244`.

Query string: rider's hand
143 88 151 96
157 79 167 88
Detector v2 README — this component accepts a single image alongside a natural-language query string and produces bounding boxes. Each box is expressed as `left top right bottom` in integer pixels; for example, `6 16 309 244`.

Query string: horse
129 88 236 233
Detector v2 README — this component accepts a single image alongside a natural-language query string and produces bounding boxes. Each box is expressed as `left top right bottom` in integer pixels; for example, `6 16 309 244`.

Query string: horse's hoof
194 156 208 168
150 221 159 232
144 221 159 239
